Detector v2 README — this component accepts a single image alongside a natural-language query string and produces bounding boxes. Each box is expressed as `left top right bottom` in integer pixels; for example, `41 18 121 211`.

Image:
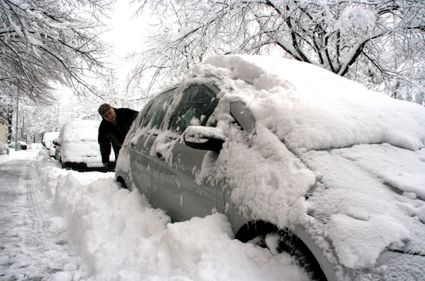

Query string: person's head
98 103 116 123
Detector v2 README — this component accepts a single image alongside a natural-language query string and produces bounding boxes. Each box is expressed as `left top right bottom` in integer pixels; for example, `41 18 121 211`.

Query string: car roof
199 55 425 152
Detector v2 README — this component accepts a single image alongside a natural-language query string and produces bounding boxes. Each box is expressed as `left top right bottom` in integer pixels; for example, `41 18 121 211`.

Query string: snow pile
37 166 309 281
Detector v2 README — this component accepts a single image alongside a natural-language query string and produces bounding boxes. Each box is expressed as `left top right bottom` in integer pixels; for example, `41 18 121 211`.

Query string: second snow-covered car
55 120 105 171
115 55 425 281
42 131 60 157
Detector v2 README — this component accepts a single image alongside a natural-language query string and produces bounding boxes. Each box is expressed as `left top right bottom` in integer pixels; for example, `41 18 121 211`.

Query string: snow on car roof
204 55 425 151
43 131 59 141
61 120 100 143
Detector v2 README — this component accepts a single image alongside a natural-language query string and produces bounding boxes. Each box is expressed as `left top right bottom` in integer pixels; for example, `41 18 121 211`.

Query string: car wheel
60 158 67 169
235 221 327 281
116 176 128 190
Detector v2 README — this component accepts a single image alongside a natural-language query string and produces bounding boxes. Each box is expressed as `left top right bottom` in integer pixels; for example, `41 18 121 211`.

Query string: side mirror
230 100 256 135
183 126 224 153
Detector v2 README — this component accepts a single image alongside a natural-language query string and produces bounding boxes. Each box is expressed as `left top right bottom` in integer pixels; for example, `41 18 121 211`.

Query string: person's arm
98 122 111 165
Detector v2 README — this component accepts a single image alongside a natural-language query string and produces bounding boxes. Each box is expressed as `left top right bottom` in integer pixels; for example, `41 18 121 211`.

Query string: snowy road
0 149 309 281
0 152 81 281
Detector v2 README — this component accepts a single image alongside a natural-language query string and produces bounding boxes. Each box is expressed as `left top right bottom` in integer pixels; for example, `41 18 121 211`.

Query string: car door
151 83 225 222
129 88 176 205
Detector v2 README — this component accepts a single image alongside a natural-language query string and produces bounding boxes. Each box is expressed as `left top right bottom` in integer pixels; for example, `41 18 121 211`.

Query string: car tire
116 176 128 190
60 158 67 169
235 221 327 281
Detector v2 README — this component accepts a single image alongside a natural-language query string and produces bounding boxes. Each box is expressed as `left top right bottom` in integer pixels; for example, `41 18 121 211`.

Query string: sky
103 0 149 60
39 1 149 133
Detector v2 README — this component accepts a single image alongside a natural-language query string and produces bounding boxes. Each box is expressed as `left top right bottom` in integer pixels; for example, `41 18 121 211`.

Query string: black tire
235 221 327 281
60 159 68 169
116 176 128 189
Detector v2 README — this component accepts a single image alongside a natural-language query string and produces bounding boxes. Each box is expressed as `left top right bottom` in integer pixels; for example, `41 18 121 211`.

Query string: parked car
17 141 27 150
8 141 28 151
55 120 107 171
115 55 425 281
53 138 61 160
42 131 60 157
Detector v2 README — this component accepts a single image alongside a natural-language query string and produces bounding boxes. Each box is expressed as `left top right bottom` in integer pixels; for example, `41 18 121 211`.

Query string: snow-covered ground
0 148 309 281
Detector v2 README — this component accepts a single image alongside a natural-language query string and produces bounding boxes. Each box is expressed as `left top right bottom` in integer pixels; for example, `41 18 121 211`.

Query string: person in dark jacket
98 103 138 170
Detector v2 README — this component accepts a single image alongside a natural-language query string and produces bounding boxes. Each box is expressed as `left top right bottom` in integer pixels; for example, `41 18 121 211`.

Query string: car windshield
169 84 219 133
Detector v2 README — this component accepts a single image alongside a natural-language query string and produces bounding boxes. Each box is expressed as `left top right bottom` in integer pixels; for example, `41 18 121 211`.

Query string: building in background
0 116 7 144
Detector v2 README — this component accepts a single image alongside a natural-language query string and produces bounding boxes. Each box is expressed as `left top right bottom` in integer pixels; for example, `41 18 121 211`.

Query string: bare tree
0 0 112 103
133 0 425 103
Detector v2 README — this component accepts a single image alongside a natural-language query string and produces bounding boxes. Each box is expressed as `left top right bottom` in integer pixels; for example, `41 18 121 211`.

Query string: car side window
141 88 176 129
169 84 219 133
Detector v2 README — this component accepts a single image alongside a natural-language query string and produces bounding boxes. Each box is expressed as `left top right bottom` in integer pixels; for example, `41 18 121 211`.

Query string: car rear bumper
62 161 107 172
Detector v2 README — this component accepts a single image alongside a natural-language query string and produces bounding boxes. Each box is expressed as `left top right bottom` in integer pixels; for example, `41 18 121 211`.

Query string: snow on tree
0 0 112 103
132 0 425 103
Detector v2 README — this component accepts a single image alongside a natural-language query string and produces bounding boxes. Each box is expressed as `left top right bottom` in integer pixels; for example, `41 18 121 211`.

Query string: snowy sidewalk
0 151 82 281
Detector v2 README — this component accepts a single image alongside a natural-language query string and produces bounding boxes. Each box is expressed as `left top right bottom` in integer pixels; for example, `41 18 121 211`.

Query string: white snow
0 150 309 281
327 214 410 268
42 131 60 149
2 55 425 280
204 55 425 151
0 148 310 281
42 131 60 156
159 55 425 273
336 6 377 35
58 119 104 166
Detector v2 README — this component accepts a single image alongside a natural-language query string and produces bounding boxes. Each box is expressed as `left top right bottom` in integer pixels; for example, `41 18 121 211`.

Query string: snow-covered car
115 55 425 281
55 120 105 171
18 141 27 150
42 131 60 157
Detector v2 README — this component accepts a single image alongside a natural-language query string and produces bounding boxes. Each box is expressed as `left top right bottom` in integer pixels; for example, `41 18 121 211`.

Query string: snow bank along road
0 150 81 281
0 148 308 281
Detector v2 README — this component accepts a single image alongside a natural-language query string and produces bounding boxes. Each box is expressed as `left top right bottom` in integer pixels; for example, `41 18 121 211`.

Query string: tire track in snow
0 157 83 281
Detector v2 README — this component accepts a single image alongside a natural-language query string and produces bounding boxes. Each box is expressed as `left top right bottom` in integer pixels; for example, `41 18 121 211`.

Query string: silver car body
116 55 425 281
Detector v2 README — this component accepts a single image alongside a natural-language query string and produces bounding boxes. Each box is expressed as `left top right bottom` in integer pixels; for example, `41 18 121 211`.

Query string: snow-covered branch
0 0 112 102
132 0 425 103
